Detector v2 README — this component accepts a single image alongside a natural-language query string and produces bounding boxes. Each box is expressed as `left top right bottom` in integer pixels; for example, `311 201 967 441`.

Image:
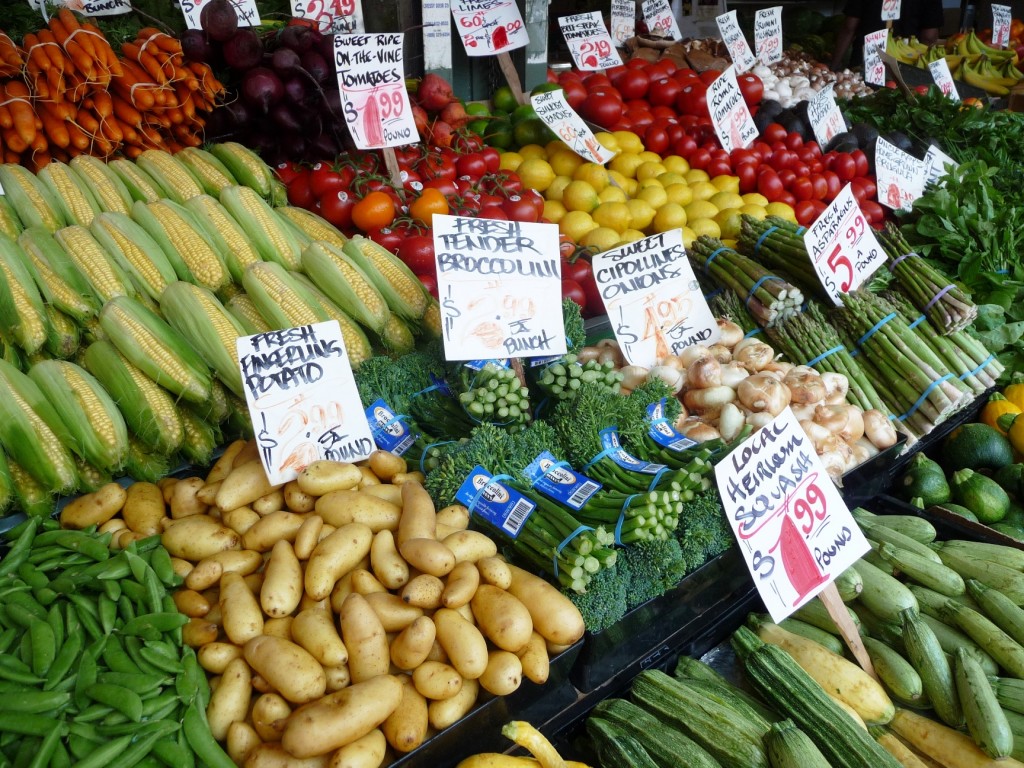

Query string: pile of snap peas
0 516 235 768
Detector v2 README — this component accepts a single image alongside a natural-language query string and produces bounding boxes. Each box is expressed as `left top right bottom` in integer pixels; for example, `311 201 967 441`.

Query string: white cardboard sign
450 0 529 56
590 230 719 367
754 6 782 65
993 4 1012 48
881 0 902 22
807 83 846 150
182 0 259 30
924 144 957 187
715 408 870 623
716 10 756 73
611 0 636 46
707 65 757 153
334 34 417 149
803 185 887 304
294 0 365 33
928 58 959 101
875 137 927 211
237 321 375 486
641 0 682 41
71 0 132 16
863 28 888 86
559 12 623 70
433 215 566 360
531 90 616 164
422 0 453 70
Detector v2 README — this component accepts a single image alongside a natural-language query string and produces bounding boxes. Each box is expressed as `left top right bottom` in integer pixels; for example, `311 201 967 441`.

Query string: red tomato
785 132 804 151
731 148 757 166
663 121 685 145
561 278 587 313
309 163 347 198
850 149 870 177
583 72 612 88
799 145 821 165
736 163 758 193
274 161 304 186
736 73 764 106
644 123 670 155
286 174 315 209
777 190 796 208
857 177 877 200
479 204 509 220
456 153 488 178
561 79 588 110
860 199 884 224
648 77 682 107
790 176 814 202
762 123 787 144
502 195 540 222
319 189 356 230
752 141 772 160
480 147 501 174
698 69 720 85
689 147 712 171
778 168 797 187
423 177 458 197
397 235 437 275
367 226 404 251
624 109 654 131
757 168 784 201
558 233 576 259
626 57 649 69
809 174 828 200
615 68 650 100
676 81 708 117
579 92 623 129
418 272 438 299
707 158 732 178
646 58 676 79
832 154 857 183
673 135 698 158
522 189 545 216
672 67 700 84
793 199 826 227
562 257 592 286
822 170 842 200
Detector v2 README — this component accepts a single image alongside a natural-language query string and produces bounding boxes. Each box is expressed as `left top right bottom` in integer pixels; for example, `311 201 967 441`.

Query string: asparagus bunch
737 215 827 301
689 235 804 327
832 291 975 439
710 285 761 337
878 223 977 334
766 302 890 415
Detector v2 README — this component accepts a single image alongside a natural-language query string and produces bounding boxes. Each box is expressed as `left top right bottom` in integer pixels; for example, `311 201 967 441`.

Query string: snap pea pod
0 519 39 578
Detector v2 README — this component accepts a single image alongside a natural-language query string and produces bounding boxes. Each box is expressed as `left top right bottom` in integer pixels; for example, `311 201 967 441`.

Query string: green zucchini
991 676 1024 715
777 617 844 655
764 719 831 768
900 608 963 728
671 677 779 730
933 539 1024 571
907 585 954 619
941 600 1024 679
876 543 966 597
673 657 780 724
587 717 661 768
854 559 919 624
966 579 1024 646
954 647 1013 758
858 514 937 544
673 656 730 685
861 636 927 708
792 597 861 636
590 698 722 768
730 626 903 768
918 613 999 676
854 604 904 649
631 669 769 768
934 547 1024 603
1000 708 1024 761
857 518 942 564
835 567 864 603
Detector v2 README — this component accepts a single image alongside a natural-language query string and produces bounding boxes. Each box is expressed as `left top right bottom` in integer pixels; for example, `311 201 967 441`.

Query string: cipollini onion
719 362 750 389
677 417 721 442
619 365 650 391
686 355 722 389
737 373 791 415
716 319 744 349
683 385 736 420
649 365 684 394
785 367 827 405
863 409 898 450
718 402 745 442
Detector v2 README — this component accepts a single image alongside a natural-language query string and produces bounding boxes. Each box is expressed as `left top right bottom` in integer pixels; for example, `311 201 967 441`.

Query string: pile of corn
0 143 440 517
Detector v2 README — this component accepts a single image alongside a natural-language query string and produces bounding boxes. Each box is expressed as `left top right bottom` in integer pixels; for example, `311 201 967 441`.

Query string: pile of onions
575 319 899 482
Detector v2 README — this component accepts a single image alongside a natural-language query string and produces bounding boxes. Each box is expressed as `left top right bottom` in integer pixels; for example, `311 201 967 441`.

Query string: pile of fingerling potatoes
57 440 587 768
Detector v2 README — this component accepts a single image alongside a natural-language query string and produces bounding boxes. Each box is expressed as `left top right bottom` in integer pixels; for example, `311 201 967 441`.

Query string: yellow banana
962 58 1010 95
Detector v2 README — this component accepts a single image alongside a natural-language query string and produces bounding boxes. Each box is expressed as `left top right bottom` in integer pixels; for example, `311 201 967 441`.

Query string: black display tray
840 432 909 507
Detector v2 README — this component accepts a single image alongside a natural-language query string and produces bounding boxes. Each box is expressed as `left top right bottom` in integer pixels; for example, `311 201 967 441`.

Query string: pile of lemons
499 130 799 253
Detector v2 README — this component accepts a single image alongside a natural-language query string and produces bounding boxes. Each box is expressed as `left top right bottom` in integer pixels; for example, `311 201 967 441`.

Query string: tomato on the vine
479 204 509 220
409 188 449 226
366 226 404 251
320 190 356 231
309 163 346 198
397 235 437 275
423 177 458 197
456 153 488 179
480 147 501 174
274 161 304 186
561 278 587 313
286 173 315 209
502 195 539 223
352 191 397 232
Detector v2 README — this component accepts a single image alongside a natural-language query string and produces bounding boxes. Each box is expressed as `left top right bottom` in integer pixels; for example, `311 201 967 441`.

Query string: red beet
440 101 470 130
417 73 456 112
200 0 238 42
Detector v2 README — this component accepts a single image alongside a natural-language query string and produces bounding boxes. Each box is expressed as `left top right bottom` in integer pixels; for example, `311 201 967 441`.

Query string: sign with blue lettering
237 320 375 485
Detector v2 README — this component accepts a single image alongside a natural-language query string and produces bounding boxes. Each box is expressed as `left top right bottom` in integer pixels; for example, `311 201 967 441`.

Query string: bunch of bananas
886 29 1023 96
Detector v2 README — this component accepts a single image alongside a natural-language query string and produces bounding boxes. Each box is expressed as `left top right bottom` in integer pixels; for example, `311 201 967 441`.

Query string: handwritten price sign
715 408 870 622
559 12 622 70
924 144 957 187
641 0 682 41
334 34 417 149
803 185 886 305
532 90 615 164
293 0 364 33
716 10 756 73
863 28 888 86
707 65 758 153
181 0 259 29
875 137 926 212
754 6 782 65
807 84 846 149
993 4 1012 48
450 0 528 56
881 0 902 22
928 58 959 101
610 0 635 45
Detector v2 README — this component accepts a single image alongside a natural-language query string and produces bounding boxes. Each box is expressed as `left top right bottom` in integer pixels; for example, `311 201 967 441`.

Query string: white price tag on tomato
881 0 902 22
293 0 364 33
333 34 417 149
181 0 260 30
716 10 756 73
610 0 635 46
928 58 959 100
753 6 782 65
641 0 682 41
559 12 622 70
863 28 888 86
993 4 1012 48
803 184 886 305
714 408 870 623
875 137 927 212
450 0 528 56
531 90 616 164
707 65 757 153
806 84 845 150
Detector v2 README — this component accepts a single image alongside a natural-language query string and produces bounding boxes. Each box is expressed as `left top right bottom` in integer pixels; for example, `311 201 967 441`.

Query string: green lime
468 118 490 136
530 82 563 96
513 118 550 148
485 118 514 149
510 104 538 125
492 85 519 113
465 101 491 117
490 108 509 119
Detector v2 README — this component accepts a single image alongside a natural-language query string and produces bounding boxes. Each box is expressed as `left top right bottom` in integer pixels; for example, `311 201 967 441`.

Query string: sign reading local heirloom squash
333 34 417 149
863 28 888 86
753 6 782 65
715 407 870 623
181 0 259 29
875 137 927 212
641 0 682 41
293 0 365 33
590 230 719 368
610 0 635 46
716 10 756 73
559 12 622 70
928 58 959 101
432 214 566 361
707 65 757 153
531 90 616 164
807 83 846 150
450 0 528 56
237 321 374 486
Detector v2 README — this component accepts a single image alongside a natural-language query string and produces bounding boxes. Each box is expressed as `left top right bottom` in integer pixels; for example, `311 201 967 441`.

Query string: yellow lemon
625 198 656 231
618 228 647 245
517 158 556 192
612 130 644 154
608 152 646 179
651 203 687 233
545 175 573 202
546 139 570 156
573 163 610 192
637 176 663 189
592 201 633 233
559 210 599 242
689 217 721 239
684 200 719 221
595 132 621 152
581 226 622 252
680 226 698 247
550 150 584 177
621 177 638 197
684 168 710 184
498 151 523 171
637 184 668 209
709 191 745 211
739 203 767 220
543 199 567 223
562 180 600 213
636 161 667 182
765 202 798 223
638 150 662 164
662 155 690 174
742 192 770 206
664 182 694 207
517 144 548 160
689 181 720 202
656 171 686 187
722 238 739 249
608 169 631 189
710 174 740 193
598 185 628 204
714 208 744 240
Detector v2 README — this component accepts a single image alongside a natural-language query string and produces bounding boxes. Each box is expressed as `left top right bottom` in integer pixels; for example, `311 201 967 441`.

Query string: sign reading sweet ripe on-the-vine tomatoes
559 12 622 70
293 0 364 33
715 408 870 623
450 0 528 56
181 0 260 29
707 65 757 153
531 90 616 164
333 34 417 150
803 184 886 305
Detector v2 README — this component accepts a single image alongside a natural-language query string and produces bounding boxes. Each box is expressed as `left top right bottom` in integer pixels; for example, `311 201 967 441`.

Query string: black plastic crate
840 432 909 507
868 493 1024 550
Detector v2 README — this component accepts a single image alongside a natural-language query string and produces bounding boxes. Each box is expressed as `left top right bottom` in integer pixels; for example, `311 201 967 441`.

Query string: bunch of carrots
0 8 225 171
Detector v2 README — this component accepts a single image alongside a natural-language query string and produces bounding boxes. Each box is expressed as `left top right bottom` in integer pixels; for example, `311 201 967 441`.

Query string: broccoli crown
551 381 632 466
565 563 629 633
620 537 688 607
353 344 446 416
676 488 735 573
616 379 677 455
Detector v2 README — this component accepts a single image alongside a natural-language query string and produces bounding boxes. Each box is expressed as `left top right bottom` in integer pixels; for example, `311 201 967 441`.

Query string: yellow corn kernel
74 456 112 493
0 164 65 232
69 155 133 216
20 239 95 322
148 201 230 292
54 225 134 303
180 406 219 465
226 293 272 335
0 196 22 240
137 150 205 204
210 142 273 198
379 312 415 355
8 457 54 516
242 262 326 329
299 279 373 369
44 305 79 359
421 299 442 339
206 378 230 424
92 215 172 299
222 186 302 271
0 252 48 354
277 206 348 249
59 363 121 448
109 159 163 203
39 161 100 227
185 194 262 279
346 236 428 321
176 147 237 196
2 373 77 493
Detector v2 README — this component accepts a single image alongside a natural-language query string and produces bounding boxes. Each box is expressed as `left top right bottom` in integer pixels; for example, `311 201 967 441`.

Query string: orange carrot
49 17 95 80
39 105 71 149
4 82 37 146
91 89 113 119
65 120 90 152
121 42 168 85
36 31 70 74
111 94 143 127
98 114 123 144
2 127 28 154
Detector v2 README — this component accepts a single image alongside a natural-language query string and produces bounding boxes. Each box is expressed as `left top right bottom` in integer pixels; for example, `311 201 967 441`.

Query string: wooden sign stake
381 147 403 189
818 582 879 681
497 52 528 105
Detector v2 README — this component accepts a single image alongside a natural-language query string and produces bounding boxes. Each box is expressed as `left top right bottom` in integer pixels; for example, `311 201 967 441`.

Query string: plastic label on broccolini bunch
464 359 510 371
456 465 536 537
365 399 417 456
647 400 699 452
524 451 602 510
598 427 666 474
